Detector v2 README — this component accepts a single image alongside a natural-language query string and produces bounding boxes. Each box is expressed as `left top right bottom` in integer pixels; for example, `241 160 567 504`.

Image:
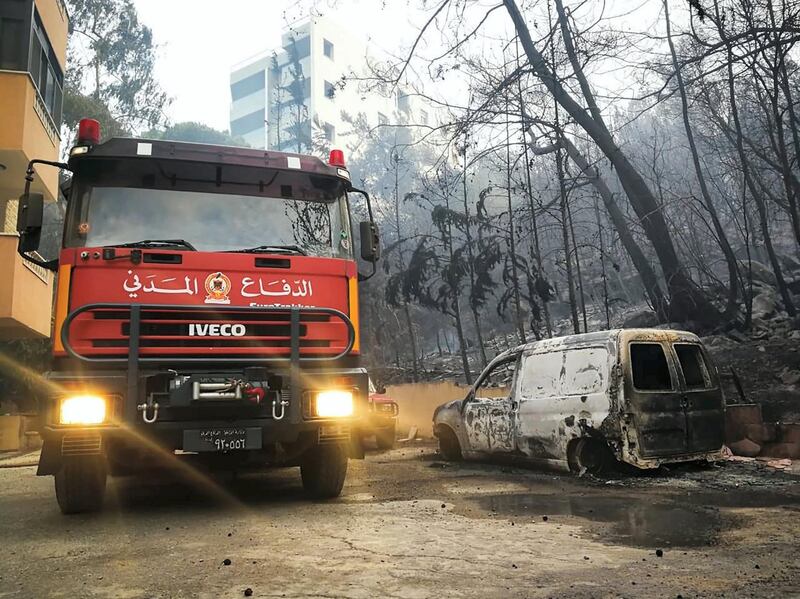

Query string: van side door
515 345 611 461
624 342 687 456
461 355 518 454
672 343 724 453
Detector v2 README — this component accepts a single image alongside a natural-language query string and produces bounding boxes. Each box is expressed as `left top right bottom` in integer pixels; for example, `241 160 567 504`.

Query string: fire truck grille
70 306 348 358
62 431 103 456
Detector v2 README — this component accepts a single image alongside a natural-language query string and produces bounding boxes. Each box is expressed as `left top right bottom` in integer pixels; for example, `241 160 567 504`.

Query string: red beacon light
329 149 346 168
77 118 101 146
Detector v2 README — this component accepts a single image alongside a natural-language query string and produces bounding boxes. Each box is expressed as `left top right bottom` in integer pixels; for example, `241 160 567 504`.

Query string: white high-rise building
229 16 434 155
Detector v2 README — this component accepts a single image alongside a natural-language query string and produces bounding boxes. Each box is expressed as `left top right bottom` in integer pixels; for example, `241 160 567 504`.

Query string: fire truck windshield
64 184 353 258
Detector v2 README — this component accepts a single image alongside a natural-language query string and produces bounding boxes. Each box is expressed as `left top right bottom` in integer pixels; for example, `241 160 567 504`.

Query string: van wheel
301 443 348 499
437 427 462 461
568 438 612 476
54 455 107 514
375 425 396 450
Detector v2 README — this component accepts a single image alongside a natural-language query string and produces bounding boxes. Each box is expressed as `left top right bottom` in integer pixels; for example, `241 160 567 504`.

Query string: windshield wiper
111 239 197 251
225 245 307 256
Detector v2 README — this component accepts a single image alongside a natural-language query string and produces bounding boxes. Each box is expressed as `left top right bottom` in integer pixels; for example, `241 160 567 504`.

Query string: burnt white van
433 329 725 472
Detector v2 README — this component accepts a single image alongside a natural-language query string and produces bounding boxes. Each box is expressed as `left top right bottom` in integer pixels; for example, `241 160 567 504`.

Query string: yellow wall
0 72 60 204
0 0 65 340
0 0 68 207
0 235 54 338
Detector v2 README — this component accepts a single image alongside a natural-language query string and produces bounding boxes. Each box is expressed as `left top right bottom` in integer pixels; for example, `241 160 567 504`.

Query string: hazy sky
132 0 426 131
130 0 666 132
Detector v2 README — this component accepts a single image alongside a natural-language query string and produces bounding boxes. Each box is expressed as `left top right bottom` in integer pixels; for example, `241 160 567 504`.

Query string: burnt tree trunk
506 0 720 325
505 89 527 343
714 1 796 317
461 139 488 368
664 0 740 320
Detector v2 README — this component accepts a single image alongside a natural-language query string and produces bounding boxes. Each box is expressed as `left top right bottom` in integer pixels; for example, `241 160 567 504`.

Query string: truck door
462 356 518 454
672 343 724 453
625 342 687 456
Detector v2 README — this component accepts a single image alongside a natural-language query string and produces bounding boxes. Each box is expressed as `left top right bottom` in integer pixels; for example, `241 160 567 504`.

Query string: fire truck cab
16 119 380 514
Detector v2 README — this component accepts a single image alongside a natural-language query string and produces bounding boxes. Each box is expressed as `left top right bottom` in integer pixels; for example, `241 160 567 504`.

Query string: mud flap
36 438 62 476
349 429 365 459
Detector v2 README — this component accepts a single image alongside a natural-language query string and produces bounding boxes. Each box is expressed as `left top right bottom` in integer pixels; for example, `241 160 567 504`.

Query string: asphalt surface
1 442 799 598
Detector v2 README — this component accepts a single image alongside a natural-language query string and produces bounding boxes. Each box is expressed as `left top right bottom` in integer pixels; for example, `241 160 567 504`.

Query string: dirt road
1 443 798 598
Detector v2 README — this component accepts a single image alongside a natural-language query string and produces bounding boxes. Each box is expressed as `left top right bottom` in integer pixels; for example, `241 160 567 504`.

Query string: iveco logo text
188 324 247 337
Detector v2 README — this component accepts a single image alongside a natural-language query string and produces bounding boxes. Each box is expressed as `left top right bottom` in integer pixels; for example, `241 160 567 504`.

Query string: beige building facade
0 0 68 337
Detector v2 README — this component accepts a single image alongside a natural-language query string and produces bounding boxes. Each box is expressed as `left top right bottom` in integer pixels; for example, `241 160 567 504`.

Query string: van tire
437 427 462 461
54 455 107 514
301 443 348 499
568 438 612 475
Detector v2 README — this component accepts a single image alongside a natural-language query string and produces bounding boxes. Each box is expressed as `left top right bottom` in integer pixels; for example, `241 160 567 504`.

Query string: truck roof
68 137 350 184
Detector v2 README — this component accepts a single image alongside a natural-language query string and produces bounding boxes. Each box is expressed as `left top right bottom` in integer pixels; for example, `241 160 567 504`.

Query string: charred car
433 329 725 473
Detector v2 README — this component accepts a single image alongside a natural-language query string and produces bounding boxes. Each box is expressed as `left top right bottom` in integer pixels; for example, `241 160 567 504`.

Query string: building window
397 92 410 113
324 80 335 99
323 39 334 60
323 122 335 142
286 35 311 62
0 17 25 71
377 112 388 126
231 108 265 137
231 71 265 101
28 9 63 128
281 77 311 103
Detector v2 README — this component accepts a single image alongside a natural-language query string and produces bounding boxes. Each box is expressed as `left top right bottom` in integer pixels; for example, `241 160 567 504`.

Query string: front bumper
38 415 361 475
38 365 369 475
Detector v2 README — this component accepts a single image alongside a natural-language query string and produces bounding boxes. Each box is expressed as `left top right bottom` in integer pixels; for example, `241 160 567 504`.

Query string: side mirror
17 192 44 254
359 221 380 262
377 385 386 395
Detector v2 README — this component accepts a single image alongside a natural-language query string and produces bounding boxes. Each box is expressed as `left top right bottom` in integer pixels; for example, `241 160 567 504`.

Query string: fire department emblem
204 272 232 304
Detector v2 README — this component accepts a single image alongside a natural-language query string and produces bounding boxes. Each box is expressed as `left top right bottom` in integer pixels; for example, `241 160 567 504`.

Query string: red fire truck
16 119 380 514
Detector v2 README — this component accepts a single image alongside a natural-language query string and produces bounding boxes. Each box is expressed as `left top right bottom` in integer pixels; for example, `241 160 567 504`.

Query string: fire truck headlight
59 395 107 425
314 390 354 418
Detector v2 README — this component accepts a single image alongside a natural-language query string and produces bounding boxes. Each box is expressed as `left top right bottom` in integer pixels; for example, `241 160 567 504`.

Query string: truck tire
301 443 348 499
54 455 107 514
437 426 462 461
375 425 396 450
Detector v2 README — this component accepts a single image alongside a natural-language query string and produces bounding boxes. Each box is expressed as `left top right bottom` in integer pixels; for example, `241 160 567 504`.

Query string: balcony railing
31 80 61 145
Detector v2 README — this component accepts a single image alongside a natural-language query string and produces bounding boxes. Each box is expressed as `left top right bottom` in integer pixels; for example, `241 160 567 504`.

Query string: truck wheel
437 426 462 461
375 425 396 450
301 443 348 499
54 455 107 514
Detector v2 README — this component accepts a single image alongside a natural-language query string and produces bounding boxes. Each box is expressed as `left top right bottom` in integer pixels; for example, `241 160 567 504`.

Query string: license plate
183 427 262 452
